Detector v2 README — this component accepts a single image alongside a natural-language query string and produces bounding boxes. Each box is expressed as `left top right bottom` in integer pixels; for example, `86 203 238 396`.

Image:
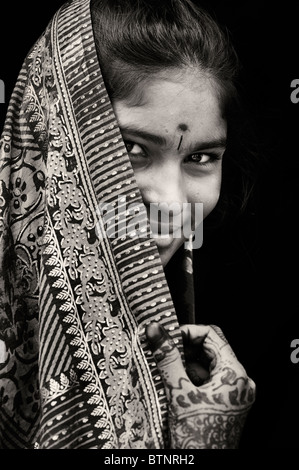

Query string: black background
0 0 298 450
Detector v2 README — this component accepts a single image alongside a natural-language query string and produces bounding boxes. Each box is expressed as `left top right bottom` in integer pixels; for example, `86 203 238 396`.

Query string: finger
181 325 255 401
146 322 190 389
181 324 228 351
204 325 236 361
204 326 249 381
181 324 240 376
180 324 210 342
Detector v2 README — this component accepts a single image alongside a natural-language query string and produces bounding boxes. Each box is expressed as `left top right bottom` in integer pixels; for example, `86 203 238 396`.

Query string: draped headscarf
0 0 196 449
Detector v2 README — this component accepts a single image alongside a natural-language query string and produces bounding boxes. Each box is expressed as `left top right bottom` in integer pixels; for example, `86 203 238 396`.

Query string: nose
142 162 188 209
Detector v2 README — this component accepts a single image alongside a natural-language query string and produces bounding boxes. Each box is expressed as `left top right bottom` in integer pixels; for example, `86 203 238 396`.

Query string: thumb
146 322 189 389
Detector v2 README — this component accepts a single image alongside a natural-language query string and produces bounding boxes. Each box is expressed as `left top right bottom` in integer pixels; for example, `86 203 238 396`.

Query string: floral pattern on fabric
0 0 184 449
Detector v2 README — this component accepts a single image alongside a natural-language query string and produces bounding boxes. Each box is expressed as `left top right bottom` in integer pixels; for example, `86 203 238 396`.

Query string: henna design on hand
169 411 248 449
146 322 256 449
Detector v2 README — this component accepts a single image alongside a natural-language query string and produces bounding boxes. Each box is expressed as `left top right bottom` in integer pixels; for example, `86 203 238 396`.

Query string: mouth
150 221 183 238
145 203 183 236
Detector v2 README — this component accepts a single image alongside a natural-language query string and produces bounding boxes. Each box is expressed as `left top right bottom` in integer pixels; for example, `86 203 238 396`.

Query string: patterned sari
0 0 195 449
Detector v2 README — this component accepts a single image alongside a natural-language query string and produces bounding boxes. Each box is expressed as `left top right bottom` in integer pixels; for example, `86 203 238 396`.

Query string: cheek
189 173 222 218
131 171 148 195
132 170 158 204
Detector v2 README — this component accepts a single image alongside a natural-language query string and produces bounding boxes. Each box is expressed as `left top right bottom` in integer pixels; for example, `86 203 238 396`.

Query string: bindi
178 123 188 132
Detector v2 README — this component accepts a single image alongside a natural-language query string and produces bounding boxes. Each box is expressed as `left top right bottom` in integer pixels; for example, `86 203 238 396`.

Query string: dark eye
188 153 211 164
124 141 145 156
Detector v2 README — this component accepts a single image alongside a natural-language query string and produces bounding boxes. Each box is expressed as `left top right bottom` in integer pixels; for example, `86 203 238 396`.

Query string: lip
146 208 183 234
144 203 193 239
150 221 183 236
152 232 176 248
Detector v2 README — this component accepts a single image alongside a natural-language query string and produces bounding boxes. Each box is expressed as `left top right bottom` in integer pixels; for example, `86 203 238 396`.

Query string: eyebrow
120 125 167 146
119 125 227 151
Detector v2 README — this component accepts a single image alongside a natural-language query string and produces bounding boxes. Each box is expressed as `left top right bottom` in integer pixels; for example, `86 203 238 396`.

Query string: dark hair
91 0 259 223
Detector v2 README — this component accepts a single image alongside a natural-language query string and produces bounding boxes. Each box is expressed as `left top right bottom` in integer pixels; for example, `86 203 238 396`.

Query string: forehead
113 72 227 142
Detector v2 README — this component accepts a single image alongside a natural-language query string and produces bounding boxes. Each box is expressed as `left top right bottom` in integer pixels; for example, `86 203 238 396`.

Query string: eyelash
124 141 222 167
187 152 222 166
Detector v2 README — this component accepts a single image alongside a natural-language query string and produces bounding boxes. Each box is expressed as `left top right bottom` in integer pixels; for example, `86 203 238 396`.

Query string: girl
0 0 256 448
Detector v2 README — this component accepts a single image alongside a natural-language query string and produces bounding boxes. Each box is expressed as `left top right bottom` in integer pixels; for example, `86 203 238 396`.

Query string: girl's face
113 71 227 266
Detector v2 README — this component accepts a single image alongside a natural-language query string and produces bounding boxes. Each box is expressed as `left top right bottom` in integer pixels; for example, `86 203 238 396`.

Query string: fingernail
181 330 188 343
145 322 168 351
146 322 164 342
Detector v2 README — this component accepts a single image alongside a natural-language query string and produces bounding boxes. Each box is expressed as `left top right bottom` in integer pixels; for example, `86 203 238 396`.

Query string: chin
154 235 184 267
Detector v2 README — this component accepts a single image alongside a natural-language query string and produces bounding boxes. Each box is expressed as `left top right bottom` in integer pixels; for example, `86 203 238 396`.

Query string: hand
146 322 256 449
